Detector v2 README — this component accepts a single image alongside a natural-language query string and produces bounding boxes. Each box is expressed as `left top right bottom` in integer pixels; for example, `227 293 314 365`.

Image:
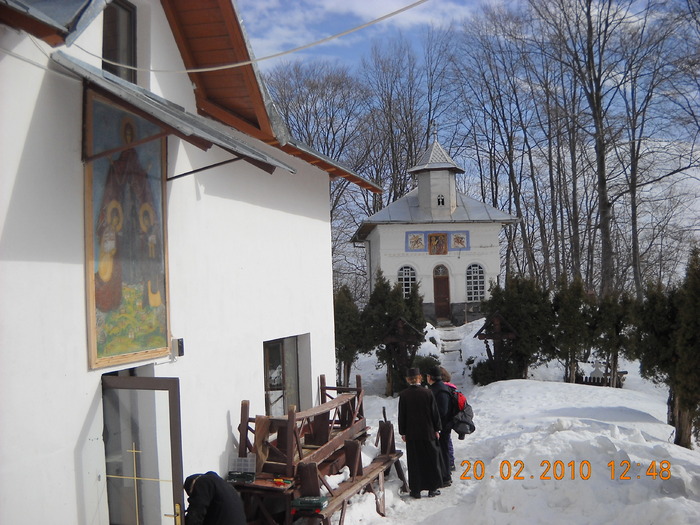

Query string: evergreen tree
333 285 364 386
479 276 554 381
360 270 398 348
552 279 595 383
671 248 700 447
404 280 426 331
631 282 679 426
361 270 426 395
593 293 634 388
631 249 700 449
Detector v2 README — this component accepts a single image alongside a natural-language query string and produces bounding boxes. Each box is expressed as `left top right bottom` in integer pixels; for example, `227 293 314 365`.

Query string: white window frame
466 263 485 302
398 265 417 299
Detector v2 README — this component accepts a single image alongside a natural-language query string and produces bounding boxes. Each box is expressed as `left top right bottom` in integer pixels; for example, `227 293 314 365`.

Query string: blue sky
236 0 479 70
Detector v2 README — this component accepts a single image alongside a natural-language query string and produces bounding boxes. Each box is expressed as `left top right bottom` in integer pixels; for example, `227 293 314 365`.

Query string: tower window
437 194 445 206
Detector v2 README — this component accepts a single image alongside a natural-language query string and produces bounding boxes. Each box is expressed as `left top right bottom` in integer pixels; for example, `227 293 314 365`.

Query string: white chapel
352 140 518 325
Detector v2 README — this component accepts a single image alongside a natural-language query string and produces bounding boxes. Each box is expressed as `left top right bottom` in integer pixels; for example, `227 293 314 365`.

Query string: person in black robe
427 366 453 487
184 471 246 525
398 367 444 499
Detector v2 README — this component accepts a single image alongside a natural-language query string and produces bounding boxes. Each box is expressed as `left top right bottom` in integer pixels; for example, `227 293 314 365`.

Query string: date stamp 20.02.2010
459 459 672 481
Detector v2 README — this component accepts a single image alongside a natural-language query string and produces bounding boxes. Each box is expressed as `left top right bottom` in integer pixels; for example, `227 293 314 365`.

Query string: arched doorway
433 264 450 319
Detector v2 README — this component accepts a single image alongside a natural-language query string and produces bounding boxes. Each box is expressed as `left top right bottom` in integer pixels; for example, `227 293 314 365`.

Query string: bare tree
262 4 699 306
359 36 428 209
528 0 634 299
265 60 370 219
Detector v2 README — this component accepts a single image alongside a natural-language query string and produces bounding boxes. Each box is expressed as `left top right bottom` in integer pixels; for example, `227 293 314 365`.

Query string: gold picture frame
85 90 170 369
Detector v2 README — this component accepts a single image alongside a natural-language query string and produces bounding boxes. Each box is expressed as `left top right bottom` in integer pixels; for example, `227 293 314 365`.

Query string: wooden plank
177 7 224 25
300 419 367 466
192 49 240 66
376 470 386 516
253 415 270 472
172 0 219 11
238 400 251 457
307 411 330 446
298 462 321 497
344 440 363 479
315 454 401 519
187 35 234 53
179 21 228 39
285 407 296 478
267 393 357 422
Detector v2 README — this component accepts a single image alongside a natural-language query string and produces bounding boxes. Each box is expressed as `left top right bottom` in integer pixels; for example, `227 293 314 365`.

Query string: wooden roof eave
216 0 273 132
277 142 382 194
160 0 274 138
159 0 382 194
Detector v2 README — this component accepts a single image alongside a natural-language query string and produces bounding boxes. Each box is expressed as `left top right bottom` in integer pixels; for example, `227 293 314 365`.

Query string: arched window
398 265 417 299
433 264 448 277
466 264 485 302
437 194 445 206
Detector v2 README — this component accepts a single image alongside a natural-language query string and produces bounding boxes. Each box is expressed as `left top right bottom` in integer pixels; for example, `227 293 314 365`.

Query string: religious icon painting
84 90 170 369
450 232 469 250
406 232 426 252
428 233 448 255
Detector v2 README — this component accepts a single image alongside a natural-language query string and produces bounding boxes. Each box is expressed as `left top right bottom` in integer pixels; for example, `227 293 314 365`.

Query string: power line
73 0 430 74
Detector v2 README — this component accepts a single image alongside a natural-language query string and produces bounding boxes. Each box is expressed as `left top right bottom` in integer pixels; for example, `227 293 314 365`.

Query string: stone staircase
437 323 463 360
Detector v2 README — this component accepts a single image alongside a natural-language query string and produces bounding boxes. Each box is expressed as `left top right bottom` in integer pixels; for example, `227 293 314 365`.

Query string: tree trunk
672 393 694 448
567 352 578 383
342 360 352 388
385 367 394 397
609 351 618 388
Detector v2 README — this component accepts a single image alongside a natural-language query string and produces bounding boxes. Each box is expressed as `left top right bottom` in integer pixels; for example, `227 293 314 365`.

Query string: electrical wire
0 40 80 83
71 0 430 74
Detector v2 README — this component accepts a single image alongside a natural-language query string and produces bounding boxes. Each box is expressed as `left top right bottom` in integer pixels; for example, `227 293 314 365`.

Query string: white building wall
367 222 503 306
0 4 336 523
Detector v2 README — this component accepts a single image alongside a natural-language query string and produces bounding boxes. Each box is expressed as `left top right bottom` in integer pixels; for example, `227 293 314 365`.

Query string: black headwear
427 366 442 380
405 367 421 378
184 473 203 495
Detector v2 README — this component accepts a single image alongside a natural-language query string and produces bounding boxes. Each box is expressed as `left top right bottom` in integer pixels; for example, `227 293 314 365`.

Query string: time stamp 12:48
460 459 672 481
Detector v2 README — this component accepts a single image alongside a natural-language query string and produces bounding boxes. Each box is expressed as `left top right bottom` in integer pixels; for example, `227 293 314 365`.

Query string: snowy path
341 321 700 525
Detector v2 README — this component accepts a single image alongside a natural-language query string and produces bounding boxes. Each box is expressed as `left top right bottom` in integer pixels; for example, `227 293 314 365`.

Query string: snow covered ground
335 321 700 524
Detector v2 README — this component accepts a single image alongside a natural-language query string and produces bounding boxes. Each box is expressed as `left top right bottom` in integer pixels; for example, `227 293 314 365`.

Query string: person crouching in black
184 471 246 525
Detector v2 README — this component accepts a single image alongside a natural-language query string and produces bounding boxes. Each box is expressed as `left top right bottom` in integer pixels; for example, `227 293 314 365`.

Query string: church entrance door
433 265 450 319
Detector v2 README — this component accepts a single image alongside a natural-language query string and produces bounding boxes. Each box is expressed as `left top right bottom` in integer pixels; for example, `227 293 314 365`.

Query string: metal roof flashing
50 51 295 174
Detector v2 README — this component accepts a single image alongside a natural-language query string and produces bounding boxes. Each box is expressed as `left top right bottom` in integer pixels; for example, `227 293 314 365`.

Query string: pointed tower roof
350 138 519 243
408 140 465 174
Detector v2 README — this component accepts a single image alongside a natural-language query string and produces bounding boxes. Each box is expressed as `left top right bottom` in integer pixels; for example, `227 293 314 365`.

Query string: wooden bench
234 375 386 524
237 375 368 478
294 420 408 525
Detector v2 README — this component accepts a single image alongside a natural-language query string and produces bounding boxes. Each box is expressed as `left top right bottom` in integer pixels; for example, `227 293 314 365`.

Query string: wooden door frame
101 375 185 522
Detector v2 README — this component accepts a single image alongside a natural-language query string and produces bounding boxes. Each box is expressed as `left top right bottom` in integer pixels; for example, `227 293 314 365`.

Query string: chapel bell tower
408 140 465 220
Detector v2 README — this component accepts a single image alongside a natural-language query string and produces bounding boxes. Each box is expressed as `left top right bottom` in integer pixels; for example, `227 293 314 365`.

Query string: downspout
366 238 372 291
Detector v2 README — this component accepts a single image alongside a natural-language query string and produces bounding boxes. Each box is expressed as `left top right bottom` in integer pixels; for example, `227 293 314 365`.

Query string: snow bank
344 321 700 524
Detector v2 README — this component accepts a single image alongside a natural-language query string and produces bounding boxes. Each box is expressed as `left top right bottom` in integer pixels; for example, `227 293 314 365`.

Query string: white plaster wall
0 28 109 525
164 137 336 476
0 3 336 523
368 222 503 304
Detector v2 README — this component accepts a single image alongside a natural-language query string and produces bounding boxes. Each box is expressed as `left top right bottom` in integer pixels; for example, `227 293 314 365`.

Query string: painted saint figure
94 118 163 312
